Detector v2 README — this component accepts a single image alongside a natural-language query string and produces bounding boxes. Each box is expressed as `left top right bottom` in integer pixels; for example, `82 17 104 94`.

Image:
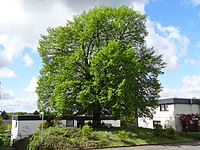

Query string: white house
138 98 200 132
11 115 120 143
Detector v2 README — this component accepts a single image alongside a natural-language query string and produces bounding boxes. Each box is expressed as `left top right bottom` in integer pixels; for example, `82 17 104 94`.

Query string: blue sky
0 0 200 112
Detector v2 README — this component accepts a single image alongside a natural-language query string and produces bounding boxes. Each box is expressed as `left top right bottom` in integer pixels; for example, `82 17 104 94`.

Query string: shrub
177 113 199 132
28 127 96 150
82 125 93 138
164 128 176 138
127 131 136 139
0 118 9 149
153 124 163 136
117 130 127 140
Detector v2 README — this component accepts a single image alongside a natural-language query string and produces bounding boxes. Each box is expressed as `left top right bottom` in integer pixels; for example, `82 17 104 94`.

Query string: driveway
96 141 200 150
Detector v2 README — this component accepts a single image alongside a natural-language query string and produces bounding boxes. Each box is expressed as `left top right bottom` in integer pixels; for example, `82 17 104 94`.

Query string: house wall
174 104 199 132
138 103 200 131
16 120 42 140
138 104 175 129
11 119 67 142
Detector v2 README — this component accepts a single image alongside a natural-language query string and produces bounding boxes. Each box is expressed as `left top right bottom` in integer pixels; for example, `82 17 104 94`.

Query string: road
97 141 200 150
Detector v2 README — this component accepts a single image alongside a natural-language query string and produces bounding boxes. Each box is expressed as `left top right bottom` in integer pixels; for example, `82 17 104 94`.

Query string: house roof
159 98 200 105
12 115 119 121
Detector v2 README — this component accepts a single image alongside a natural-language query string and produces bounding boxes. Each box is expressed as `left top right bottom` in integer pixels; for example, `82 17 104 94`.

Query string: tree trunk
134 109 138 128
92 102 101 127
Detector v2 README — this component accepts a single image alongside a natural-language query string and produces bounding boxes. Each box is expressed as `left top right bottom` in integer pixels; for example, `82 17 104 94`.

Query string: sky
1 0 200 112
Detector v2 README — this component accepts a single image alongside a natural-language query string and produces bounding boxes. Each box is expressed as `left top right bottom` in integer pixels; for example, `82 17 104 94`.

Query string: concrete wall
174 104 199 132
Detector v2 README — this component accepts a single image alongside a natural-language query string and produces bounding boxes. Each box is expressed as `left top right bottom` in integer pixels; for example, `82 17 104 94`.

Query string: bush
127 131 136 139
164 128 176 138
91 131 111 147
0 118 9 149
28 127 96 150
153 124 163 136
82 125 93 138
117 130 127 140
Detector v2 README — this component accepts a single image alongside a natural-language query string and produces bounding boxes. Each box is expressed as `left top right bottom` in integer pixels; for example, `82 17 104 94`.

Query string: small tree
177 113 199 132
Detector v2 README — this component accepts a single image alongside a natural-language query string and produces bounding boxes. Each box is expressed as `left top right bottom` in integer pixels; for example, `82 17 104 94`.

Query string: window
160 104 168 111
66 120 74 127
15 122 18 128
153 120 161 127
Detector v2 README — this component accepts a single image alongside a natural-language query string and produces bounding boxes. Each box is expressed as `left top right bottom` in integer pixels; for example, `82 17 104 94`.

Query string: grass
23 126 200 150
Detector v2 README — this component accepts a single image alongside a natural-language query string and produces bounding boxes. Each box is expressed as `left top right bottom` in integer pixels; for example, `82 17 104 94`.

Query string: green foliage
36 6 166 126
0 118 9 149
121 116 135 127
28 127 96 150
164 128 176 138
153 124 163 136
82 125 93 138
38 119 63 130
27 127 200 149
117 130 127 141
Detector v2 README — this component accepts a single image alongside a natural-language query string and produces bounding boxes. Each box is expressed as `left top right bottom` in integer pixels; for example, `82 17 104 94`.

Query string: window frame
160 104 168 111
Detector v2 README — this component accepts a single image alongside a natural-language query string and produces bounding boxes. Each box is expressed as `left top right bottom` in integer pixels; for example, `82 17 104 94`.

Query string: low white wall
101 120 121 127
17 120 41 140
11 120 18 142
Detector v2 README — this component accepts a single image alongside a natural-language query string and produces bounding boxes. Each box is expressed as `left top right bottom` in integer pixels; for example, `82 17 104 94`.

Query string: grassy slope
25 126 200 150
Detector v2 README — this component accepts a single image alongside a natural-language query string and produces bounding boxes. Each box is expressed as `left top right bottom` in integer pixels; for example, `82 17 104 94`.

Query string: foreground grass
25 126 200 150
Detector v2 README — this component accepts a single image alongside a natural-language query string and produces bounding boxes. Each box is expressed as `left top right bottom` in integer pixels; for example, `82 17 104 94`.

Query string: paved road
97 142 200 150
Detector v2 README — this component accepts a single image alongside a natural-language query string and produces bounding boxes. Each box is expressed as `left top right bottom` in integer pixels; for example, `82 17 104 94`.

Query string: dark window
153 120 161 127
66 120 74 127
15 122 17 128
160 104 168 111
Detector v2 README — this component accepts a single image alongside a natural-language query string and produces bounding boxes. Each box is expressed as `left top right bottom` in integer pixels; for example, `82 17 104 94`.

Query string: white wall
11 120 18 142
138 103 200 131
139 104 175 129
11 119 67 141
101 120 121 127
17 120 42 140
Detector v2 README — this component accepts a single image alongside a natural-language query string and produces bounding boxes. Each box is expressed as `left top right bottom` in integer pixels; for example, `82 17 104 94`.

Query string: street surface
97 141 200 150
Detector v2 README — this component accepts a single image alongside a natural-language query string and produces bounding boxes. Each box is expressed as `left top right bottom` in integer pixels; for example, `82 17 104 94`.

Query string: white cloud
23 77 38 93
131 0 149 14
0 86 15 99
0 78 38 112
146 19 190 71
0 96 37 112
0 34 24 67
23 53 34 67
189 0 200 6
0 68 16 78
160 75 200 98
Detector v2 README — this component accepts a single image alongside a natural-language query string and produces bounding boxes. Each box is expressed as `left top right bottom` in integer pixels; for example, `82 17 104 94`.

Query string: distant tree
33 110 39 115
0 111 9 120
36 6 165 127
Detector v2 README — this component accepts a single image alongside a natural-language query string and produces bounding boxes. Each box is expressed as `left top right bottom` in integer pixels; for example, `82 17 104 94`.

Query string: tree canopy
36 6 165 126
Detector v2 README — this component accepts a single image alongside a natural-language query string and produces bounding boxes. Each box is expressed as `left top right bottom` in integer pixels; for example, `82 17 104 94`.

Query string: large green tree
36 6 165 127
